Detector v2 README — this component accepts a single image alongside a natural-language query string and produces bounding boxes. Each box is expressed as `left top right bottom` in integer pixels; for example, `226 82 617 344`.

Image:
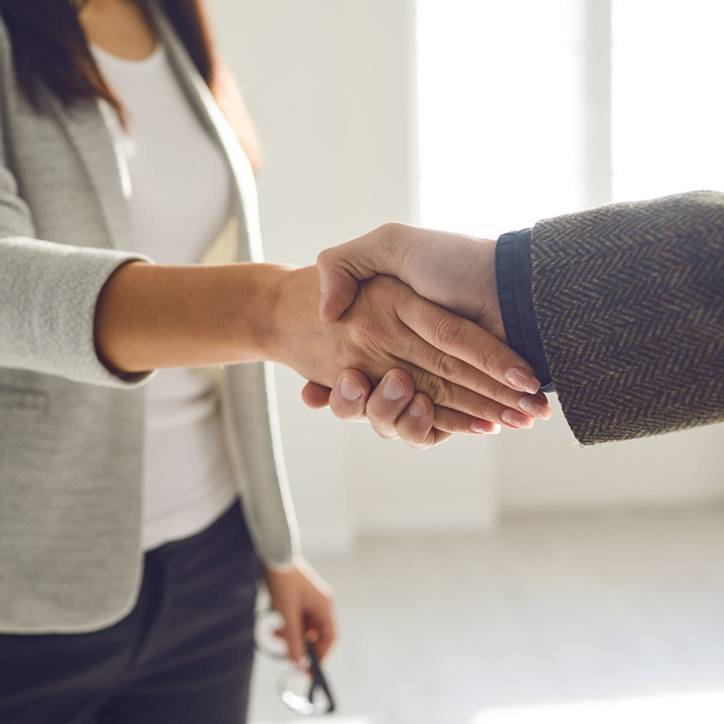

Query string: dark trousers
0 499 260 724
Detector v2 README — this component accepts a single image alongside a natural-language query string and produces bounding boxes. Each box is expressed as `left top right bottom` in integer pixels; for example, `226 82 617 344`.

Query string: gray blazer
0 5 299 633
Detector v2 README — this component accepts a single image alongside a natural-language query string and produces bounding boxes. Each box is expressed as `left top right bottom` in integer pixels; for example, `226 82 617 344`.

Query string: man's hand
272 266 547 428
305 223 551 446
317 223 504 340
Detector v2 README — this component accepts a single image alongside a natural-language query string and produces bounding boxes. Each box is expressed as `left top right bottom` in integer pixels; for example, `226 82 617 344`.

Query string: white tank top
93 43 238 550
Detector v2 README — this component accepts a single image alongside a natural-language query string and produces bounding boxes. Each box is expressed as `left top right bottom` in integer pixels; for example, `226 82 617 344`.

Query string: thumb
316 250 363 322
316 224 410 322
280 605 307 667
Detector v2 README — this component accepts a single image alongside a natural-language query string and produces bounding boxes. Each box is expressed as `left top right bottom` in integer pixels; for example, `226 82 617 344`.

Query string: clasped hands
272 224 552 448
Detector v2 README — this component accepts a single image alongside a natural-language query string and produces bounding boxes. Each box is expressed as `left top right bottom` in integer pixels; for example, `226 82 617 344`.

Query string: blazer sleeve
531 190 724 445
0 25 154 389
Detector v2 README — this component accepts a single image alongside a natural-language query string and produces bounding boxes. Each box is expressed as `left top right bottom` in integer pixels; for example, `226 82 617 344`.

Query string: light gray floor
250 506 724 724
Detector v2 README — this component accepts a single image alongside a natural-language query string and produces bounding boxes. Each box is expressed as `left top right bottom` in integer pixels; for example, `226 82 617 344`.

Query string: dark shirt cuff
495 228 555 392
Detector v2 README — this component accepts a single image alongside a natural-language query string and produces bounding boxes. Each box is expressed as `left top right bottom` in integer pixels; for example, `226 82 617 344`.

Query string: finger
317 258 362 323
384 326 539 427
328 369 372 421
365 369 416 439
389 392 438 449
393 397 500 446
395 295 545 397
279 607 306 667
364 387 454 449
301 381 332 409
389 391 434 447
310 604 338 662
432 405 502 436
316 225 412 322
414 372 536 429
393 305 552 420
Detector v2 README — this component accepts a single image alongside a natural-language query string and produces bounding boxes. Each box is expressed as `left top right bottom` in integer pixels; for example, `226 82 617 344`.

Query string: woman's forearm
93 259 546 428
93 260 289 375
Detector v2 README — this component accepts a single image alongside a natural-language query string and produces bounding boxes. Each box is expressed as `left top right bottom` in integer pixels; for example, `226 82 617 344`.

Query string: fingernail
489 424 502 435
501 409 534 429
518 396 551 419
340 376 363 401
383 376 405 400
409 399 426 418
505 366 541 394
471 419 492 434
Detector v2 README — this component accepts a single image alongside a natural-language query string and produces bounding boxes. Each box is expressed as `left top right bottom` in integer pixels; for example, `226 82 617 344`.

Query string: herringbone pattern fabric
531 191 724 445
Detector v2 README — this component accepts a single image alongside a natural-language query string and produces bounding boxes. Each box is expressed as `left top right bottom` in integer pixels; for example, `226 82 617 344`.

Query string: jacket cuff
495 228 554 392
0 237 156 389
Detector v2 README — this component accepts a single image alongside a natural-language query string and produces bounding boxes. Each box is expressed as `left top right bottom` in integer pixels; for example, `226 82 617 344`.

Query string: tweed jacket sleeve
531 190 724 445
0 22 154 388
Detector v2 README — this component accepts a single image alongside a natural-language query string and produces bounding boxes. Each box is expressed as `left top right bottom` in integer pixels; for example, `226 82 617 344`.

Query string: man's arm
312 190 724 444
530 190 724 443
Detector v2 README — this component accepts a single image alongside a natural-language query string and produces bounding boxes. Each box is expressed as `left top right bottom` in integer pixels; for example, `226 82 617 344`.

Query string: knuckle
418 374 444 403
379 221 403 239
472 397 496 420
346 317 375 347
488 379 515 405
430 314 464 349
316 247 333 268
474 345 503 375
436 351 461 379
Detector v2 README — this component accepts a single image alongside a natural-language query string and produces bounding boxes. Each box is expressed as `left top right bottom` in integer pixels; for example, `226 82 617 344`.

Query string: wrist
224 262 293 361
476 238 506 341
262 265 321 365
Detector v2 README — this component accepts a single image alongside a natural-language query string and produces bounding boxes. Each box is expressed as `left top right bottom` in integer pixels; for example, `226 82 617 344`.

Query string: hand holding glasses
255 607 337 716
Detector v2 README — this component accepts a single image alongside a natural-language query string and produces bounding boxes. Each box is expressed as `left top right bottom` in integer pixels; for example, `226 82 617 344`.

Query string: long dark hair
0 0 261 168
0 0 215 118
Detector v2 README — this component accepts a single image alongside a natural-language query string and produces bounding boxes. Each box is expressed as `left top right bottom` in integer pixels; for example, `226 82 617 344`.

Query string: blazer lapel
43 1 258 264
44 93 133 252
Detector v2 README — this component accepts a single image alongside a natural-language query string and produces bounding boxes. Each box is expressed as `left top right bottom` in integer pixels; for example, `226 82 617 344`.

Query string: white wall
500 399 724 511
208 0 724 555
208 0 500 552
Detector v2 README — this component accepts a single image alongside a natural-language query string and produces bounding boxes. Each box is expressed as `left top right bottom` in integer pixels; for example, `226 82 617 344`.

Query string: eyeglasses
255 607 337 716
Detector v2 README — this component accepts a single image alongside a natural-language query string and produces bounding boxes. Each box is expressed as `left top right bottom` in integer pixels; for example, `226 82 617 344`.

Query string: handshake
95 191 721 449
274 223 553 449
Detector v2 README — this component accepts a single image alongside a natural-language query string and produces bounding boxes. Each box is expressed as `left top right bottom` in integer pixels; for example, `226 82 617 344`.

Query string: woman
0 1 550 722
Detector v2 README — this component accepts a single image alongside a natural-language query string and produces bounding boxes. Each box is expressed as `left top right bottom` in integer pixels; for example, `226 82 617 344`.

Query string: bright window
612 0 724 199
417 0 724 235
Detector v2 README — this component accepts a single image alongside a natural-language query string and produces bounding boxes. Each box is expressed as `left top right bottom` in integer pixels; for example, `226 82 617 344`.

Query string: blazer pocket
0 386 49 412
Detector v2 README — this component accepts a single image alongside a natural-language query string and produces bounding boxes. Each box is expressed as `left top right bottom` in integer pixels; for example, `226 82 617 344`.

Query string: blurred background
208 1 724 722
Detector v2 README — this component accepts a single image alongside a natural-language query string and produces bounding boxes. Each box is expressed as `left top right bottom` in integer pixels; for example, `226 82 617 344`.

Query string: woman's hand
267 267 550 429
302 367 493 447
264 559 337 665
